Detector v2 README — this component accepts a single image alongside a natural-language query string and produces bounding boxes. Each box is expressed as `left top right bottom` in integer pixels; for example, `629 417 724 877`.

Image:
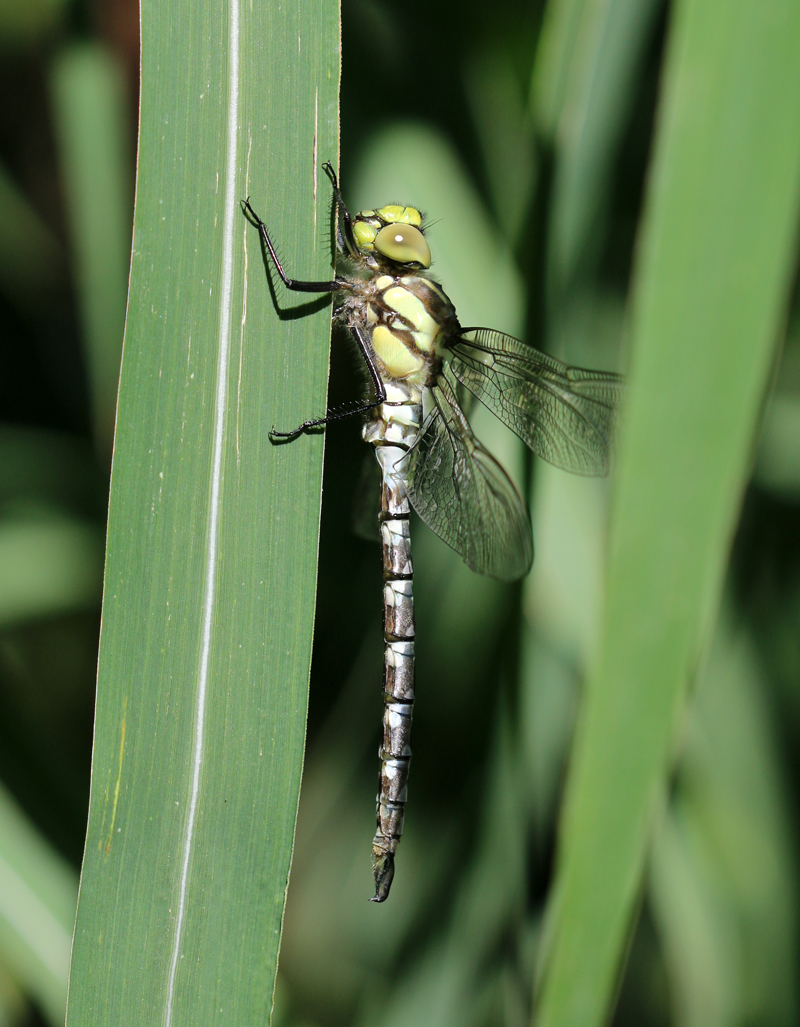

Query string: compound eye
374 223 431 268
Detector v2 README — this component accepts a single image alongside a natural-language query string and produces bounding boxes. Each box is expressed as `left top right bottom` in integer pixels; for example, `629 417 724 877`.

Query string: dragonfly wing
449 328 622 476
407 370 533 581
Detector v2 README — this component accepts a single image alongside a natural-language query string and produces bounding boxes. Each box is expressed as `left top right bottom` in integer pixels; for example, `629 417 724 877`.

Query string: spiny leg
269 324 387 440
243 181 387 439
241 198 341 294
321 161 358 257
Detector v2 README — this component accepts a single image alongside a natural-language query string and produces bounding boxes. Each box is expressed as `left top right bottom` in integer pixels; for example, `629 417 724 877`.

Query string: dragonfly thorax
341 271 458 387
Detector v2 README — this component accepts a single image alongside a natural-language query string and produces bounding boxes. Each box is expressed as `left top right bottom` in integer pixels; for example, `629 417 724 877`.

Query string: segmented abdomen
363 387 421 902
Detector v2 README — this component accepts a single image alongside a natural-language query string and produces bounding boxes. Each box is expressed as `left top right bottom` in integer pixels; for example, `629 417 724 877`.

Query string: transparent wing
407 370 533 581
448 328 622 476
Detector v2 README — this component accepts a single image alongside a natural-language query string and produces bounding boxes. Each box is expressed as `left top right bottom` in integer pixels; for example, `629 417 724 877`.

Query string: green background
1 0 799 1025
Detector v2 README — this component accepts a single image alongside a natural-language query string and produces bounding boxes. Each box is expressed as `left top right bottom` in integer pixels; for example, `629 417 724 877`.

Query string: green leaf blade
65 0 340 1023
534 1 800 1024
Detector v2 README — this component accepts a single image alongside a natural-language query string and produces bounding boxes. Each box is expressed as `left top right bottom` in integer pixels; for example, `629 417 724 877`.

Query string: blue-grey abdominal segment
364 385 422 902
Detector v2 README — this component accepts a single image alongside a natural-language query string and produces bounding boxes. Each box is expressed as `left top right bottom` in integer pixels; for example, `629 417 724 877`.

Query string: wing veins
406 371 533 580
449 329 621 475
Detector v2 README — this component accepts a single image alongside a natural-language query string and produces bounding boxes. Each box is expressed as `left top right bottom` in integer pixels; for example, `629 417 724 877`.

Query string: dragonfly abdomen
364 385 421 902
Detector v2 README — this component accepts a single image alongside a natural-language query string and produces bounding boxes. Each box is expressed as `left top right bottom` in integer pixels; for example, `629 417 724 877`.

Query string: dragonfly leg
269 324 387 440
321 161 359 258
241 198 343 294
269 397 383 441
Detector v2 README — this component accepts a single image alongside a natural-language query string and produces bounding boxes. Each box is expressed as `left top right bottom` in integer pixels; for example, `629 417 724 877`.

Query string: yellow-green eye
374 224 431 268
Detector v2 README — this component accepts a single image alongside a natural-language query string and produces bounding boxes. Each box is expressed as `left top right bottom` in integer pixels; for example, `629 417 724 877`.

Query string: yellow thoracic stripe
372 325 425 378
383 287 439 353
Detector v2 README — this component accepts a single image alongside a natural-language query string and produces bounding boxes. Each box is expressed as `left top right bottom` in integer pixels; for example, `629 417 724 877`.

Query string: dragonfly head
347 205 431 271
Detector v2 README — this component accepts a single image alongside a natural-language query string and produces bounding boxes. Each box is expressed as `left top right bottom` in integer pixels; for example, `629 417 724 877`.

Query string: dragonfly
243 163 621 903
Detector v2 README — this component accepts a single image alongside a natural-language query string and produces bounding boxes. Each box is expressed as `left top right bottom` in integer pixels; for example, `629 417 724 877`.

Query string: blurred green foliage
1 0 799 1025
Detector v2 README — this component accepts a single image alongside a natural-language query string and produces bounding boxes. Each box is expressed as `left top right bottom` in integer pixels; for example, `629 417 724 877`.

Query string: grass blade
650 613 797 1026
534 1 800 1023
49 43 133 452
64 0 340 1023
542 0 662 292
0 783 77 1026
